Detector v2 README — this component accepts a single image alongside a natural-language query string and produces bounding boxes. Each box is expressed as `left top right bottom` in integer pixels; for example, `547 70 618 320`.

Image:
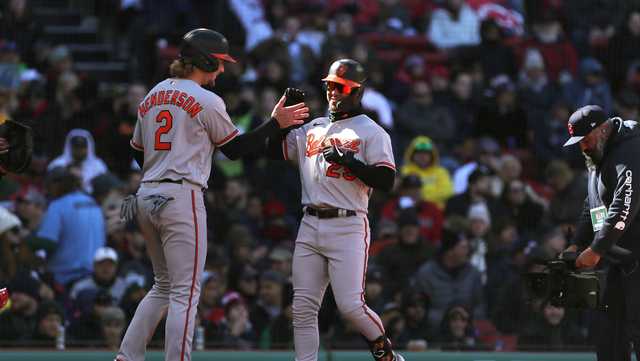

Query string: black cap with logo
563 105 608 146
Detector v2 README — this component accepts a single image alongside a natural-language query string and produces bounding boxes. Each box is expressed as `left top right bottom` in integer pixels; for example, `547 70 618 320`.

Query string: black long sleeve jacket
573 119 640 259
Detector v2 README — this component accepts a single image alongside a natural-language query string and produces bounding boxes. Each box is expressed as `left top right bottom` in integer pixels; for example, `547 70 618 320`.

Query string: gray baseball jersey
131 78 239 188
118 78 237 361
283 114 395 212
283 114 396 361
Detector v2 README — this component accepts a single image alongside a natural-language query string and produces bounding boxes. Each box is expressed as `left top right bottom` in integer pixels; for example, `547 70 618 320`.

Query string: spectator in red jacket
518 11 578 83
381 175 444 245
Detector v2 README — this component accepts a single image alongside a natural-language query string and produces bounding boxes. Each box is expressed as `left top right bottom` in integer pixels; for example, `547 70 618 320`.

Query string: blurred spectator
380 175 443 245
428 0 481 49
606 9 640 92
0 272 41 342
30 300 63 348
268 247 293 281
491 246 546 333
261 300 293 350
615 89 640 120
400 136 454 209
106 83 148 176
492 154 523 197
32 168 106 286
213 291 256 349
562 57 613 115
0 0 42 66
499 179 546 238
531 100 581 164
250 270 285 338
199 272 226 328
538 228 567 260
545 160 587 231
377 210 435 295
391 55 430 103
520 10 578 83
118 226 153 287
47 129 108 194
321 13 358 61
518 303 585 351
230 0 273 51
100 306 126 350
401 291 430 345
396 82 456 153
413 230 486 331
233 266 258 307
67 289 114 346
447 71 480 142
474 75 528 149
562 0 619 57
13 188 46 232
469 19 517 81
363 268 387 315
362 86 394 131
452 136 500 194
436 304 479 351
119 283 147 323
70 247 138 305
446 165 504 221
518 48 560 128
466 203 490 284
275 16 317 85
0 206 22 282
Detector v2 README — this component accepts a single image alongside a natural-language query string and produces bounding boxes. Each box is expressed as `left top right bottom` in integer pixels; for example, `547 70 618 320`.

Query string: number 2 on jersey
155 110 173 150
326 164 356 181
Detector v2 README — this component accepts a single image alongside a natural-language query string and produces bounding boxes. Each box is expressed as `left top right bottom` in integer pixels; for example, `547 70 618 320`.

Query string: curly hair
169 59 196 78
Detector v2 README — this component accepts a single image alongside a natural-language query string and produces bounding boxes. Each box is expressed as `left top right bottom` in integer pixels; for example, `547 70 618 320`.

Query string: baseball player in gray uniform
267 59 404 361
116 28 308 361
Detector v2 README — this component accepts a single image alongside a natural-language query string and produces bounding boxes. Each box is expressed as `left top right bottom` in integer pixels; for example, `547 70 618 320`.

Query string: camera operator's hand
560 245 577 259
576 247 601 269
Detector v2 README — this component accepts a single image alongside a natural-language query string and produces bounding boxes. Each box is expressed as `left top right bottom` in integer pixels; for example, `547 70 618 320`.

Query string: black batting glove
322 144 356 167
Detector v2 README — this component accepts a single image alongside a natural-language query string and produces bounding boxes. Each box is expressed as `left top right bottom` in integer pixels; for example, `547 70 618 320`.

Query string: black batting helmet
180 28 236 72
322 59 367 92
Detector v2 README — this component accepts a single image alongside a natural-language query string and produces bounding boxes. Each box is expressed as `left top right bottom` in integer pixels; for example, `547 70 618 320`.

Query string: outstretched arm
220 95 308 160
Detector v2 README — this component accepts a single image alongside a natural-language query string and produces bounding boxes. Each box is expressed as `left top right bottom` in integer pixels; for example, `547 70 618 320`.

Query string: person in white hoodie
47 129 108 193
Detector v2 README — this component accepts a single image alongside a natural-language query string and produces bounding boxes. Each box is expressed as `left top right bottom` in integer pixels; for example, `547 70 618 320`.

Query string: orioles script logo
305 134 361 157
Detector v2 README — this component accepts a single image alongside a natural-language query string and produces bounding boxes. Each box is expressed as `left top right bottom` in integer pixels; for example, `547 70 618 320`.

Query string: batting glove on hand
322 144 356 167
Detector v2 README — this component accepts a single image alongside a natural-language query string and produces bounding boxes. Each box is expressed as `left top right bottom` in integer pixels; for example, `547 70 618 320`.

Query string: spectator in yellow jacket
401 136 454 208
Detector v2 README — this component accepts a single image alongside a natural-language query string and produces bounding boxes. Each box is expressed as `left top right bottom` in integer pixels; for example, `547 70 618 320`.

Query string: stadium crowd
1 0 640 352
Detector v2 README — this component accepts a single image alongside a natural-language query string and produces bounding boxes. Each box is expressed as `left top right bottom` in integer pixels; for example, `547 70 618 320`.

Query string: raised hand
271 94 309 129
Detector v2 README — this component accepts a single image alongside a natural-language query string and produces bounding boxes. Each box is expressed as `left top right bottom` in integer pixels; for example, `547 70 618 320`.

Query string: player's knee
335 298 365 322
292 294 320 325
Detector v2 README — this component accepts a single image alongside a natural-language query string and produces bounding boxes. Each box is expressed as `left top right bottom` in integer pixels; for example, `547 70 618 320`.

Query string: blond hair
169 59 196 78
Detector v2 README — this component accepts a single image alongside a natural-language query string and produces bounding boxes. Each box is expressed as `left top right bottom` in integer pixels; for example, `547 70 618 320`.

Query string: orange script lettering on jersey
305 134 361 157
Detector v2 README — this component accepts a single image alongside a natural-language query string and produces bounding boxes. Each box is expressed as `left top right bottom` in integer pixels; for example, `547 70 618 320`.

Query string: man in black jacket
562 104 640 361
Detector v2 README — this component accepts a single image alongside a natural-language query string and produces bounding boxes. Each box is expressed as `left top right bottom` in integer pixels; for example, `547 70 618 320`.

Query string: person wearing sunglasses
267 59 402 361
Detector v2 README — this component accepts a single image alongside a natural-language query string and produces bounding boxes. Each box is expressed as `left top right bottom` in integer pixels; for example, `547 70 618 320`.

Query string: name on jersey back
138 89 203 118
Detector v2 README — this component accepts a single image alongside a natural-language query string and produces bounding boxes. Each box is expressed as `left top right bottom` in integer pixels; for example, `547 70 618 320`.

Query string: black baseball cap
563 105 608 146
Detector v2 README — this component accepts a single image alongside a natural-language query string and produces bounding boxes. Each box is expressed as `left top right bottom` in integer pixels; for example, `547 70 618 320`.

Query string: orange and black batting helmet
322 59 367 95
180 28 237 72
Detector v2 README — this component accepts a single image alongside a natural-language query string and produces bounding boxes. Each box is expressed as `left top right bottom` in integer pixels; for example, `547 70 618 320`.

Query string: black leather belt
143 179 205 192
306 207 356 219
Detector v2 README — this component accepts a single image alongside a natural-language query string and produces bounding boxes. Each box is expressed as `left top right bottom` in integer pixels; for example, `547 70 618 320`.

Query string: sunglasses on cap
323 81 357 95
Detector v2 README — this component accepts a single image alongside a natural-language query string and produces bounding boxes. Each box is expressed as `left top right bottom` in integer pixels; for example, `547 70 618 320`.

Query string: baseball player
116 28 308 361
267 59 404 361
